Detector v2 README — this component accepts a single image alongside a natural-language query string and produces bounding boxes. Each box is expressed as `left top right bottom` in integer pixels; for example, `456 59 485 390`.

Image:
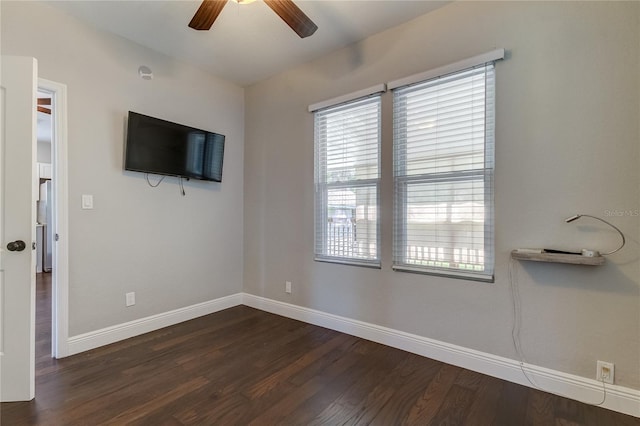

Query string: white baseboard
66 293 243 356
64 292 639 418
242 294 640 418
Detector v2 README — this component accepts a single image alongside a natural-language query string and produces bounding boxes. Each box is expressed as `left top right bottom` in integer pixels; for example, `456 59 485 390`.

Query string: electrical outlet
126 292 136 307
285 281 292 294
596 360 614 384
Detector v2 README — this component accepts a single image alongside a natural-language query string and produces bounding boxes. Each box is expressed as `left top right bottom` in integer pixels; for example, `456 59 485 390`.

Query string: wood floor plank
555 395 588 425
403 363 461 425
364 356 447 425
307 343 409 425
428 384 476 425
246 337 369 425
454 367 485 391
171 384 252 424
279 341 393 425
246 332 352 399
492 381 530 425
102 377 209 425
1 274 638 425
340 354 433 425
461 375 504 426
526 389 556 425
582 403 640 426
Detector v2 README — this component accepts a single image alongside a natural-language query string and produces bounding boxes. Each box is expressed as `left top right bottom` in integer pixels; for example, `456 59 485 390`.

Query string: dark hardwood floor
1 274 638 425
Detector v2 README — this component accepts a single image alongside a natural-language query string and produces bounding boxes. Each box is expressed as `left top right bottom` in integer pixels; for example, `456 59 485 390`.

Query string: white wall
244 2 640 389
37 141 51 164
1 2 244 335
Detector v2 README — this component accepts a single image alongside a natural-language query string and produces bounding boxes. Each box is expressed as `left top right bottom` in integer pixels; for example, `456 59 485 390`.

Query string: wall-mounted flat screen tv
124 111 225 182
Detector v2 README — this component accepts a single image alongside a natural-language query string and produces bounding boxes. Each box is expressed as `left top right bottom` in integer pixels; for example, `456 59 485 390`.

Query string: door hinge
55 233 59 241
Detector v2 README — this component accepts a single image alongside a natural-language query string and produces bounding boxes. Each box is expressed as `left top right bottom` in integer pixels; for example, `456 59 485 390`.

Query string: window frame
313 92 383 268
308 50 503 278
391 62 498 282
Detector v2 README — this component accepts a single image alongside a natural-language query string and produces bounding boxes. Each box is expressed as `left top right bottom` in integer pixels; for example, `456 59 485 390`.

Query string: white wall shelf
511 250 605 266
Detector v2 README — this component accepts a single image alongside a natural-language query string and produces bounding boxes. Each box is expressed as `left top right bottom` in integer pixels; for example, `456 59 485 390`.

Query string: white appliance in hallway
37 179 53 272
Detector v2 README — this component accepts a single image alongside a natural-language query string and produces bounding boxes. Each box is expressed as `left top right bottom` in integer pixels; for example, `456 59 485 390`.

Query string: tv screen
124 111 225 182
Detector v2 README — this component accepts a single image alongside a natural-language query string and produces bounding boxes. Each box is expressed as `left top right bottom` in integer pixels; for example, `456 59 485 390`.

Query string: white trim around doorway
38 78 69 358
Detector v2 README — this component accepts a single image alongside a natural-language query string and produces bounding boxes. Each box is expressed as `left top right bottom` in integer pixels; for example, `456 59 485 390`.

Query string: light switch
82 194 94 209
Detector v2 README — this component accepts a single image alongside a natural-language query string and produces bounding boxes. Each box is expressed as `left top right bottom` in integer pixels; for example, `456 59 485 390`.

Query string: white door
0 56 37 402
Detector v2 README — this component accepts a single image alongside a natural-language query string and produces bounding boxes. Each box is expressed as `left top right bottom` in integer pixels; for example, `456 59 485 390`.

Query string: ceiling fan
37 98 51 115
189 0 318 38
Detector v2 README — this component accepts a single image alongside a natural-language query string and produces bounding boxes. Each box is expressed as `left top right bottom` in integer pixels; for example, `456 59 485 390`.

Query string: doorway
36 79 69 361
35 89 54 365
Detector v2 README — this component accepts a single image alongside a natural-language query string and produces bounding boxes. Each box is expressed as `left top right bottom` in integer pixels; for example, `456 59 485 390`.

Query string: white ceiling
50 0 449 87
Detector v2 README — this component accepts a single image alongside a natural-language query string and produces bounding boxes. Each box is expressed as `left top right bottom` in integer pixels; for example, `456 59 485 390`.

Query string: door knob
7 240 26 252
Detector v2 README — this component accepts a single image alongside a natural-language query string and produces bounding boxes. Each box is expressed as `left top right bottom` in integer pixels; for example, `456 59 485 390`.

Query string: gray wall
2 2 245 335
244 2 640 389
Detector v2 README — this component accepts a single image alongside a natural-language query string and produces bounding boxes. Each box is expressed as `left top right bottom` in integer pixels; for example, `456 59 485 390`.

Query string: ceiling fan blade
264 0 317 38
37 98 51 106
189 0 229 31
37 106 51 115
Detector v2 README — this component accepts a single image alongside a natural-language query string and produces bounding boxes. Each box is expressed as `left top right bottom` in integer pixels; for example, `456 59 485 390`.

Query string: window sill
392 264 494 283
315 257 381 269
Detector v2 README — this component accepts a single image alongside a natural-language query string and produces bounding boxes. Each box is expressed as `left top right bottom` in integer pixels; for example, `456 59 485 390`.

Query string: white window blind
314 95 381 267
393 63 495 281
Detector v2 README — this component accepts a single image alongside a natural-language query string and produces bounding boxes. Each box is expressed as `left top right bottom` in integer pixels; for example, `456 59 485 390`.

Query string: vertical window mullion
483 65 496 275
393 95 407 266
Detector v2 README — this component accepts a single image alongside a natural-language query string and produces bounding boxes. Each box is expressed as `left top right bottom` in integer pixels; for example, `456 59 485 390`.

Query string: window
392 63 496 281
314 95 381 267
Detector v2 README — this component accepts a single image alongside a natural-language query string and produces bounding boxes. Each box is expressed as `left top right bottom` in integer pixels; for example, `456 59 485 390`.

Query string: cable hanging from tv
145 174 165 188
179 177 186 196
145 173 187 196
